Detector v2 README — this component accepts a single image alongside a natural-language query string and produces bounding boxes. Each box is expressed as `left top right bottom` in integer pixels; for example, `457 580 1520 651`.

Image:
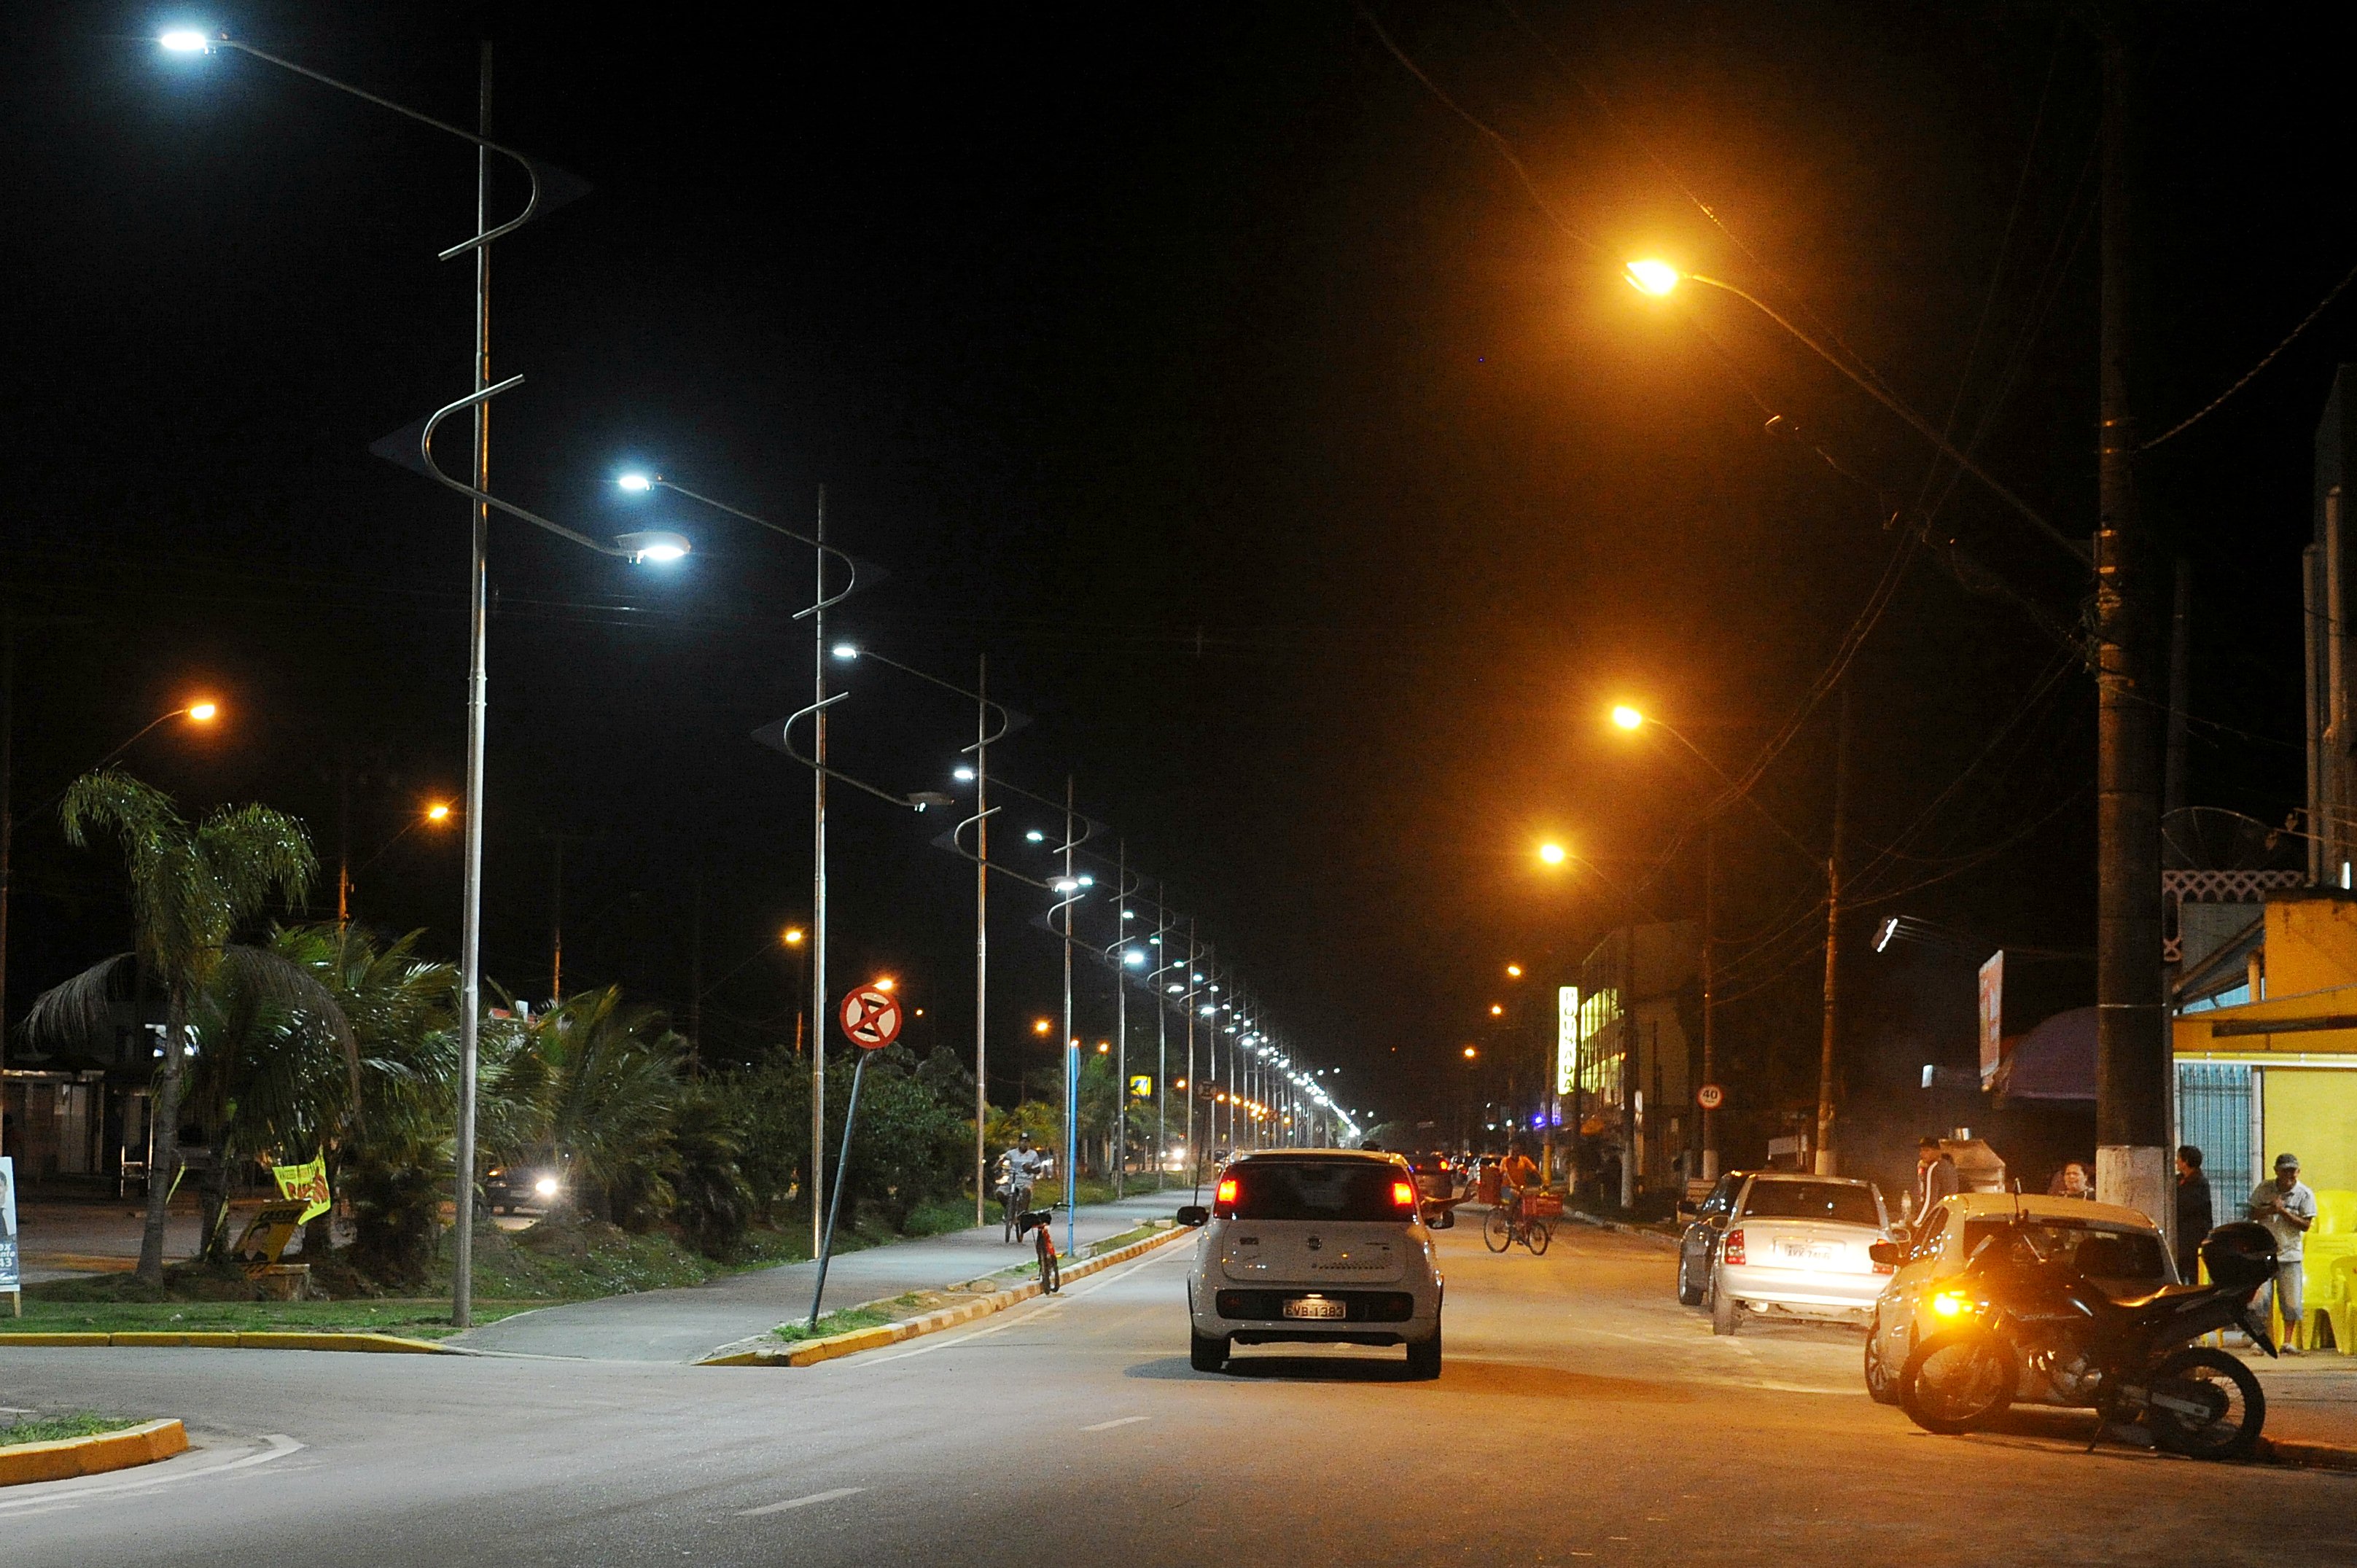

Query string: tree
516 987 684 1228
23 772 324 1287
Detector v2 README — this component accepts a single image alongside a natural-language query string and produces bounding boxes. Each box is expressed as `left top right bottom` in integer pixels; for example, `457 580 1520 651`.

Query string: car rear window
1219 1161 1408 1222
1739 1180 1879 1226
1963 1220 2169 1283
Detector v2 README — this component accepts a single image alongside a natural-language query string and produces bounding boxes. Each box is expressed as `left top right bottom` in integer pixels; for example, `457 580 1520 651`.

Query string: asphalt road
3 1221 2350 1566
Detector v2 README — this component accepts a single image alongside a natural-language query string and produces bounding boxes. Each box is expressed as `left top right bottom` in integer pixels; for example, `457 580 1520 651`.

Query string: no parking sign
839 986 902 1050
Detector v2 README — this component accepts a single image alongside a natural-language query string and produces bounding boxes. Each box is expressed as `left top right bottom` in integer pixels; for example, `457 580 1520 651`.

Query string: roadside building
1563 920 1699 1205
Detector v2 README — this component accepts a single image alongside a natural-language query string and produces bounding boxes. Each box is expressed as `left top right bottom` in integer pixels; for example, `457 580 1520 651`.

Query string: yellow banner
273 1155 331 1225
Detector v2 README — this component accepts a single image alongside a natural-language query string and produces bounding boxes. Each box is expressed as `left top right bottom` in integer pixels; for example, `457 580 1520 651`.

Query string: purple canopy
1993 1005 2097 1102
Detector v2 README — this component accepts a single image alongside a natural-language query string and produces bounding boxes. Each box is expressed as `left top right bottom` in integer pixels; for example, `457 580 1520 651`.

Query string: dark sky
7 2 2353 1135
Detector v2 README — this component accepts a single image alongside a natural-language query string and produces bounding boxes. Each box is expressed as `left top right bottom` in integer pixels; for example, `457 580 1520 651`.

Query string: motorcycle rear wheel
1899 1328 2016 1435
2145 1346 2264 1460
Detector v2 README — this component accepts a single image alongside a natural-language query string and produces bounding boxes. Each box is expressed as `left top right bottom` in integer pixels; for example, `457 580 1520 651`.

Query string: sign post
805 985 901 1331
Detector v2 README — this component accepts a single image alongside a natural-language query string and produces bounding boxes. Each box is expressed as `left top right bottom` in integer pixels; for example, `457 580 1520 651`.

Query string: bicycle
1000 1185 1035 1244
1483 1191 1557 1256
1016 1208 1060 1293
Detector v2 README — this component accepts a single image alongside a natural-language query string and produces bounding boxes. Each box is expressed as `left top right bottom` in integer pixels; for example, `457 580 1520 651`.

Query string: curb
0 1330 456 1354
0 1419 187 1487
1562 1210 1682 1249
700 1222 1191 1368
2261 1437 2357 1473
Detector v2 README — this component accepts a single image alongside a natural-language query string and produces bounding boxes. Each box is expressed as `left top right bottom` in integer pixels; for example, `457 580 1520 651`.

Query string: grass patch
0 1411 144 1447
771 1304 897 1343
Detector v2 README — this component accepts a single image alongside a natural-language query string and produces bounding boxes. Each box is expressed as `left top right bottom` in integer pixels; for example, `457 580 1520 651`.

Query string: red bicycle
1016 1208 1061 1294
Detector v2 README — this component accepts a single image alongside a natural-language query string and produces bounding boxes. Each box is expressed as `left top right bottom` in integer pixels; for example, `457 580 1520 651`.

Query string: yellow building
2173 891 2357 1203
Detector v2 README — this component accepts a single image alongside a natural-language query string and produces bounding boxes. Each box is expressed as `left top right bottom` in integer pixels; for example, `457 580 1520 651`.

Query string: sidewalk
11 1198 210 1285
450 1188 1197 1363
2251 1357 2357 1454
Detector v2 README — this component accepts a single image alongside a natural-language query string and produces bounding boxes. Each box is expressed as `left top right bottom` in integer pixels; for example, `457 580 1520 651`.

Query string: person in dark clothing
1914 1136 1960 1233
2175 1145 2213 1282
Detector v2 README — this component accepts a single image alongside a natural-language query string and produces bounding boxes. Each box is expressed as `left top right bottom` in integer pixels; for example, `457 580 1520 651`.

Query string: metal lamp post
157 26 580 1333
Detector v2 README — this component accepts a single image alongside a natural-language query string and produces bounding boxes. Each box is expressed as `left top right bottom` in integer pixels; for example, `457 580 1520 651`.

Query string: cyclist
1498 1140 1540 1228
997 1133 1046 1236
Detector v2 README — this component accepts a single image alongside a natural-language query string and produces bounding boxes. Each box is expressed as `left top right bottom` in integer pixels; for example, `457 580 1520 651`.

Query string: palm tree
21 771 328 1286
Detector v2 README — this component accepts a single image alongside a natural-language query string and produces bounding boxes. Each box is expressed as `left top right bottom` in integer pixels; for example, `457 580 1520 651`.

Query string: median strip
698 1220 1191 1368
0 1419 187 1487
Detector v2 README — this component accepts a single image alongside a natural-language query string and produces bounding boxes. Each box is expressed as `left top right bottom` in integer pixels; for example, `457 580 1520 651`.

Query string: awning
1990 1005 2096 1103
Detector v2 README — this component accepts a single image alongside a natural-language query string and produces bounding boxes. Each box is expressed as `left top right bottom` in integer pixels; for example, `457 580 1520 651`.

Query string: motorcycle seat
2103 1282 2216 1313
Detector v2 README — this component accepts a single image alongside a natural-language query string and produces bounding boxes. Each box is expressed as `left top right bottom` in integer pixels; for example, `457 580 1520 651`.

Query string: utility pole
1814 684 1852 1176
451 41 494 1333
2164 558 2192 824
1113 839 1128 1199
972 655 990 1228
811 487 830 1260
0 619 12 1088
1702 822 1717 1180
2093 18 2170 1233
1060 775 1077 1260
686 858 704 1074
335 763 352 930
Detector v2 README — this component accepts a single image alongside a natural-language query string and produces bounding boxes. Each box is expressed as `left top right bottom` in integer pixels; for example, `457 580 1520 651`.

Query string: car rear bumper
1191 1282 1440 1345
1720 1263 1882 1314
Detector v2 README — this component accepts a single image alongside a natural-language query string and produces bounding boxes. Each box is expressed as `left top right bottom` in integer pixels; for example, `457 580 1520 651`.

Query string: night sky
7 3 2353 1139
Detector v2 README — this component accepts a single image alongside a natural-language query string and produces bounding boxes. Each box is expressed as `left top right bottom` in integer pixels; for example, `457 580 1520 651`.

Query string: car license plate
1779 1241 1834 1263
1282 1297 1348 1320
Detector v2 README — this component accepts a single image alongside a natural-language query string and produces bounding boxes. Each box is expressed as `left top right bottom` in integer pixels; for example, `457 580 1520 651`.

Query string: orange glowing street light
1489 1003 1505 1017
1505 963 1523 979
425 801 453 824
1538 841 1567 866
1624 259 1681 296
186 700 220 722
782 927 806 948
1033 1018 1053 1036
1610 704 1645 731
1462 1045 1479 1060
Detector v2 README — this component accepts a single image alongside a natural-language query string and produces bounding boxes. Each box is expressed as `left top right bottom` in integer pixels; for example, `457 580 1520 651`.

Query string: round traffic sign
1696 1083 1726 1111
839 986 903 1050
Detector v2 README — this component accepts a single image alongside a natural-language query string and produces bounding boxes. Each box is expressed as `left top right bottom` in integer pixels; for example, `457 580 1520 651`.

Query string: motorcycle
1896 1217 2280 1460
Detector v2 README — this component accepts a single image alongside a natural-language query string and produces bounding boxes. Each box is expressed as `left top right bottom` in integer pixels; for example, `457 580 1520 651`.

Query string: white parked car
1707 1171 1894 1335
1178 1150 1444 1377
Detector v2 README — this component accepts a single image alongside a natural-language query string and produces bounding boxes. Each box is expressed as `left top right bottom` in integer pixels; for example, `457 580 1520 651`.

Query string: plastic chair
2302 1192 2357 1351
2326 1255 2357 1357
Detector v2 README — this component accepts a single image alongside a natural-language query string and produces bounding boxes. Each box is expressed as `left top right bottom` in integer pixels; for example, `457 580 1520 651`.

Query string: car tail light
1216 1177 1238 1206
1392 1180 1417 1209
1723 1229 1745 1267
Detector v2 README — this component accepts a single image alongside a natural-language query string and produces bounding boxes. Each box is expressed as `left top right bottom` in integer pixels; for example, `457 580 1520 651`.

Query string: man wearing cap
2248 1153 2318 1351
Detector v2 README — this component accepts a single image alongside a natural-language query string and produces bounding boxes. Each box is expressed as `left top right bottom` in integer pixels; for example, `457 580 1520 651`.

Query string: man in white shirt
2248 1152 2318 1352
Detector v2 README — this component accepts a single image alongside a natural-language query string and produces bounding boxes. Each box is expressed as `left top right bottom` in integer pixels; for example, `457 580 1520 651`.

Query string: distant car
1409 1152 1457 1201
484 1163 566 1216
1706 1172 1893 1336
1177 1150 1444 1378
1675 1169 1757 1306
1861 1192 2174 1405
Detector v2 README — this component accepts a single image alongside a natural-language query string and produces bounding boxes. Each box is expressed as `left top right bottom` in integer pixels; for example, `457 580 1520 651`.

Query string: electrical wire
2143 254 2357 450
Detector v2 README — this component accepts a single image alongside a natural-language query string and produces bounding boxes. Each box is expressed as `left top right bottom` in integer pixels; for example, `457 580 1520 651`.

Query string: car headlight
534 1176 561 1198
1930 1290 1979 1319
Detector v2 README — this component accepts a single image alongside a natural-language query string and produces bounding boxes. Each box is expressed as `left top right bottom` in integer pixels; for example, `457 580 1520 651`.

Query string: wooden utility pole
1701 822 1717 1179
1813 684 1852 1176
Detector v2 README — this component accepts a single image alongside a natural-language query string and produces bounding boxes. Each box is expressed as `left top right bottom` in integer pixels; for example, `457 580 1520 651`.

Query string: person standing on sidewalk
2174 1145 2213 1283
1913 1138 1960 1237
2249 1152 2317 1351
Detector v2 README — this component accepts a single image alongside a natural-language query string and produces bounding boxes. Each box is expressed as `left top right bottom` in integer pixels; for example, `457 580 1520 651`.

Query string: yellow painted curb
702 1222 1193 1368
0 1330 453 1354
0 1419 187 1487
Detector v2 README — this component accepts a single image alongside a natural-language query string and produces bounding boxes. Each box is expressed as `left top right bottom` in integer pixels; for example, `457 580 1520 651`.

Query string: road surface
2 1218 2348 1565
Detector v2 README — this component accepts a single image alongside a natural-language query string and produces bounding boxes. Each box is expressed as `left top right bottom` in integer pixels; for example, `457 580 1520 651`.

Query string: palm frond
19 953 141 1056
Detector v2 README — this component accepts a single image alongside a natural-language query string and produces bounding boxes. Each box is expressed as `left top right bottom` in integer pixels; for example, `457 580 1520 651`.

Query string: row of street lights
146 27 1355 1322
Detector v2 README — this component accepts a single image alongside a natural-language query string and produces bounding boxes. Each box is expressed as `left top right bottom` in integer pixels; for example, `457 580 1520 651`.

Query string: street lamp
165 26 580 1332
830 641 1021 1225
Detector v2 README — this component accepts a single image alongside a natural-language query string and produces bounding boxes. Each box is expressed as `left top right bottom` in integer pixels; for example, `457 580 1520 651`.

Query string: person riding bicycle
1498 1141 1540 1225
997 1133 1045 1209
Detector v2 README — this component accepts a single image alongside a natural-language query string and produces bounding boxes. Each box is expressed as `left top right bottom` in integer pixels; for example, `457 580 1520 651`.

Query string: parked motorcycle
1896 1217 2280 1459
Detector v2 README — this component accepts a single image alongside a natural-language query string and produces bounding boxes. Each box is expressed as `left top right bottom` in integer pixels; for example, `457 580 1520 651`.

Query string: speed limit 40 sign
1696 1083 1726 1111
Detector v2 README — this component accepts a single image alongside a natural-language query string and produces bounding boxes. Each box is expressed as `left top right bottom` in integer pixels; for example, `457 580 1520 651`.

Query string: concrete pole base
2097 1144 2172 1244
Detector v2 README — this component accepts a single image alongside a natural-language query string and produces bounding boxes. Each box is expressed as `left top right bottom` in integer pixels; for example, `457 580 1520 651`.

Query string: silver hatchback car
1178 1150 1445 1377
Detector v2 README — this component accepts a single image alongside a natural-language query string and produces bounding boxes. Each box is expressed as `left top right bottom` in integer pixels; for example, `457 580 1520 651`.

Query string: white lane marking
0 1433 304 1513
736 1486 865 1517
854 1245 1188 1368
1080 1415 1152 1432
